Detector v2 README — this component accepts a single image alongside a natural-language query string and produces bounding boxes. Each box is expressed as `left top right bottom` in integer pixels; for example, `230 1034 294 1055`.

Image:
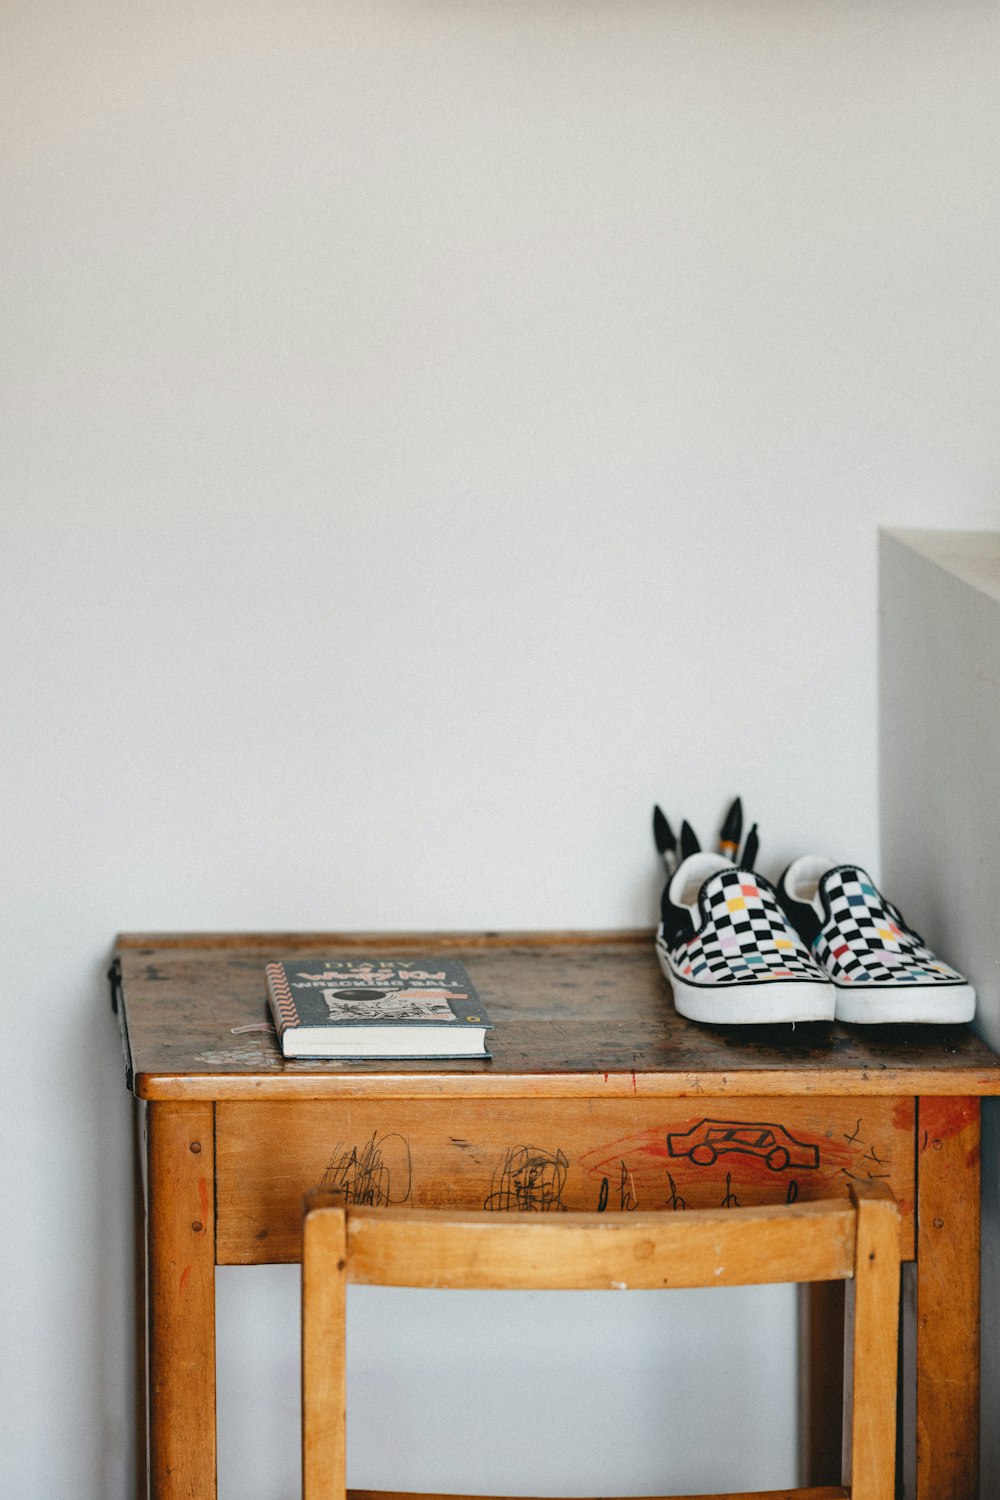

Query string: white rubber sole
657 941 835 1025
833 981 976 1025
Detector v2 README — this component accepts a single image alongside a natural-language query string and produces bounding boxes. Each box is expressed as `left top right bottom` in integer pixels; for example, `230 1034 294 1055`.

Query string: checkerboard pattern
658 868 827 987
814 867 967 986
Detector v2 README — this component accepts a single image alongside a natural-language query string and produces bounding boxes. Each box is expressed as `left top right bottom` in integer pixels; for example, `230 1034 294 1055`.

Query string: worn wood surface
216 1095 915 1265
302 1203 347 1500
120 929 649 951
303 1195 895 1500
115 933 1000 1100
147 1100 216 1500
341 1200 858 1289
132 1100 149 1500
841 1184 900 1500
913 1096 981 1500
120 933 992 1500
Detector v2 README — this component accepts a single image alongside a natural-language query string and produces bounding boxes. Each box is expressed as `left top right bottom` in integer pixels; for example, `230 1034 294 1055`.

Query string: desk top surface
114 930 1000 1101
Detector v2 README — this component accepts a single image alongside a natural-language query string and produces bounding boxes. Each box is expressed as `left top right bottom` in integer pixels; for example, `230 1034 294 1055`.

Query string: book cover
265 956 492 1058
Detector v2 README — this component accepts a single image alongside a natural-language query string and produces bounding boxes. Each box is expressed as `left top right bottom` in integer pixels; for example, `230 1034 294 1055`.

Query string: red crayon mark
631 1072 637 1094
579 1128 674 1193
580 1113 865 1197
179 1265 191 1295
920 1095 979 1143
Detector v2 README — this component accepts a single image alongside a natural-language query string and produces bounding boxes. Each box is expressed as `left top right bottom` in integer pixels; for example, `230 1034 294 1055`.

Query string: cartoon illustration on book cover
288 960 478 1024
319 985 459 1023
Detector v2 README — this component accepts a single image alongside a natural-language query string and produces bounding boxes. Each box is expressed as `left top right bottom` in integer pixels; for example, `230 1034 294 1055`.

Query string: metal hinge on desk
107 957 122 1013
108 956 135 1090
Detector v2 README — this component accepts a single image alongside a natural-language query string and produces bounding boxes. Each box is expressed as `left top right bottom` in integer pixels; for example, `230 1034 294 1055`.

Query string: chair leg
843 1185 900 1500
303 1207 348 1500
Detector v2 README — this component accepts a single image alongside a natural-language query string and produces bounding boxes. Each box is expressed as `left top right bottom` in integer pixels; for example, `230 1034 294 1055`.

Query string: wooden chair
302 1183 900 1500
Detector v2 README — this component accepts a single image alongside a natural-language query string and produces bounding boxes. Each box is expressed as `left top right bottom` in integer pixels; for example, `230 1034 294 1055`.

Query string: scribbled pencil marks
667 1119 819 1173
599 1158 638 1206
572 1108 897 1215
194 1046 283 1068
597 1161 640 1210
618 1160 639 1211
666 1173 686 1211
319 1131 412 1207
599 1163 677 1211
838 1118 892 1182
485 1145 568 1211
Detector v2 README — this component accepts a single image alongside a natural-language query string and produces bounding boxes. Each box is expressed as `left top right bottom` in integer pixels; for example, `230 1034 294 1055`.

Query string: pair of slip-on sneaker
656 852 975 1025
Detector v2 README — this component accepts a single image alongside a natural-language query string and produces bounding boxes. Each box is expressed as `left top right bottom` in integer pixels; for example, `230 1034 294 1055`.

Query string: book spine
265 963 299 1038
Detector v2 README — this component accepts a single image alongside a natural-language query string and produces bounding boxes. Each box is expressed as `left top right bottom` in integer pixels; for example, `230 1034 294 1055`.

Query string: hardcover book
265 957 493 1058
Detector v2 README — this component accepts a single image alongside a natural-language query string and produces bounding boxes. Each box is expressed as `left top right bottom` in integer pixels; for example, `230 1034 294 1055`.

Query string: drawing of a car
666 1119 819 1172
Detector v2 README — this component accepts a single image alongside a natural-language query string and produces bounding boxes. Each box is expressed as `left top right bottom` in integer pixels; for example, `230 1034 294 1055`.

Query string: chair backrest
302 1183 900 1500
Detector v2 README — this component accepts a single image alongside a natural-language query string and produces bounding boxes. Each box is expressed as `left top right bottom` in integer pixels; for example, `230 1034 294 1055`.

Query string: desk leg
912 1096 980 1500
147 1101 217 1500
134 1100 149 1500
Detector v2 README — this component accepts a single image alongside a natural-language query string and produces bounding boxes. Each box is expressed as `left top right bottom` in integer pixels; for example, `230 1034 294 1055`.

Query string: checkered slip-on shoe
777 857 976 1024
656 853 835 1024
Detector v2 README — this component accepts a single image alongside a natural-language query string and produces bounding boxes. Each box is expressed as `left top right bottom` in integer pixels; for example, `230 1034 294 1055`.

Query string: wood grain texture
118 928 650 950
342 1200 857 1290
842 1183 900 1500
914 1096 980 1500
133 1100 148 1500
117 932 993 1499
147 1100 216 1500
302 1205 347 1500
215 1095 916 1265
303 1195 895 1500
114 934 1000 1100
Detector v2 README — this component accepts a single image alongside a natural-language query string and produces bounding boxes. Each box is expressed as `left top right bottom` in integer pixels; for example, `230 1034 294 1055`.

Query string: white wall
3 4 1000 1496
880 530 1000 1494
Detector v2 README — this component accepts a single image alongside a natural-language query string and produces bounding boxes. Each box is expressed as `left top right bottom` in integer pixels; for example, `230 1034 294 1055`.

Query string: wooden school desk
113 930 1000 1500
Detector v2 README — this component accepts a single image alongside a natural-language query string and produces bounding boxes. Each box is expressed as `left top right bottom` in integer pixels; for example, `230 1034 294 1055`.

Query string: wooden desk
114 930 1000 1500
